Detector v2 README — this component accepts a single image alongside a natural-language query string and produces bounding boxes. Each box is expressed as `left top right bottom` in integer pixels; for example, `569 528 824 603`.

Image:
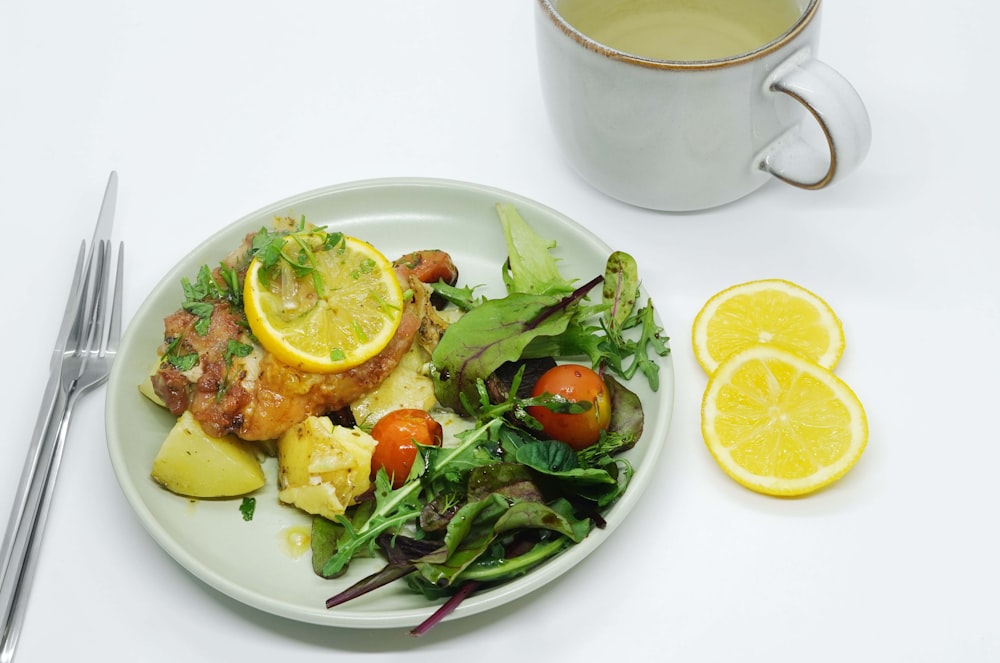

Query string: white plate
105 177 674 629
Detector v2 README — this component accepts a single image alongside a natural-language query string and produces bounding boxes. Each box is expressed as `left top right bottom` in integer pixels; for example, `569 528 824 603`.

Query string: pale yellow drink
555 0 803 61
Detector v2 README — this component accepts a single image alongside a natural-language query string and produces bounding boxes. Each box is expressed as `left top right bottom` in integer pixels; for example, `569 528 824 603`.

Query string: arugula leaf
594 248 670 386
520 251 670 389
321 472 423 578
599 299 670 390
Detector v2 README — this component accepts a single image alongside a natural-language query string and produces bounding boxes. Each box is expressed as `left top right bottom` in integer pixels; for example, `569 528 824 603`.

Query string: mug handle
759 50 872 189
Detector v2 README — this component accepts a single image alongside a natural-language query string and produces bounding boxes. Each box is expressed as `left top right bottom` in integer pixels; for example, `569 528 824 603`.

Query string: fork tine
49 243 87 372
86 240 112 358
64 247 97 361
61 238 106 383
106 242 124 355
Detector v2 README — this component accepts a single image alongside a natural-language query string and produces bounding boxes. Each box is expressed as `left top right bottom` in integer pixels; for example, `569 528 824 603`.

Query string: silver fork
0 172 123 663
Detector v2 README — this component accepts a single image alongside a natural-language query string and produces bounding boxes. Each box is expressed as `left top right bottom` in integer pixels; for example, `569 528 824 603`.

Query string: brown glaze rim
765 82 838 189
538 0 820 70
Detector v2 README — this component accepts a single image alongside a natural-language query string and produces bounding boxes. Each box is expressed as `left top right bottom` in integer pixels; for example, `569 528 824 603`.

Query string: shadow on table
191 567 565 652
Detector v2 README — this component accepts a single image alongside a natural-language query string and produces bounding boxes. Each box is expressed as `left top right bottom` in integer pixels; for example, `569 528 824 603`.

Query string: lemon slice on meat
244 233 404 374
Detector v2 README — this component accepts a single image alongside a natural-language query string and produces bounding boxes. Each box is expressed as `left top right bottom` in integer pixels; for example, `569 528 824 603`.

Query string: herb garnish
239 497 256 521
161 336 199 372
250 219 344 296
180 264 240 336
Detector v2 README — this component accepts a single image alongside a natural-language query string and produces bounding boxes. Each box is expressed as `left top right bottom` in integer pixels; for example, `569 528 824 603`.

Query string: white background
2 1 998 661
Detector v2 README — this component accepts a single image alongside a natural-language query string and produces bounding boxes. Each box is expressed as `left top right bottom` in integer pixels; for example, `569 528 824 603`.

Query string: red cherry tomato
370 409 443 488
526 363 611 450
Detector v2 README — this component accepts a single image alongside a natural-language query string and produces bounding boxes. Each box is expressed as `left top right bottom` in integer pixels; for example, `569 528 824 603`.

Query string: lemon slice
244 234 404 373
692 279 845 375
701 345 867 496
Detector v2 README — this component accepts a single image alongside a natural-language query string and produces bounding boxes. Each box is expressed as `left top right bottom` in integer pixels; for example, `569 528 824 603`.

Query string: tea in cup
534 0 871 211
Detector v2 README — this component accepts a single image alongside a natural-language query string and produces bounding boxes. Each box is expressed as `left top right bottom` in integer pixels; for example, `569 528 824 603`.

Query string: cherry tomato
370 409 443 488
526 363 611 450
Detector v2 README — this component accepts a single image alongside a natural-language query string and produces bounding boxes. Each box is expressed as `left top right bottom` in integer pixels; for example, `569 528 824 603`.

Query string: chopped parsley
251 221 344 296
180 264 242 336
239 497 256 521
162 336 198 372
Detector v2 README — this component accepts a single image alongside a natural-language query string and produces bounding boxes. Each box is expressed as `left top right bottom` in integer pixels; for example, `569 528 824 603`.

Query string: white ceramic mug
534 0 872 212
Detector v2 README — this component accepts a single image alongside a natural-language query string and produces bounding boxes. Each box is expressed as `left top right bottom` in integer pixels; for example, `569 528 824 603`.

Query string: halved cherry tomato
526 363 611 450
370 409 443 488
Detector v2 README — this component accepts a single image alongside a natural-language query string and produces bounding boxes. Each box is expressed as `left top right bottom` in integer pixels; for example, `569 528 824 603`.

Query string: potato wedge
350 343 436 428
138 357 166 407
151 410 265 498
277 416 375 520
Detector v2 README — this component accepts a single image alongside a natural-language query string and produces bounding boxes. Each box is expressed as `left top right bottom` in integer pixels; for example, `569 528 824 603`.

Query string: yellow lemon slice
692 279 845 375
701 345 867 497
244 233 403 373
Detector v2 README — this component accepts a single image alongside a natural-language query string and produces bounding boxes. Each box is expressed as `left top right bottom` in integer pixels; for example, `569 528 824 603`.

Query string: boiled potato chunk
350 343 436 428
277 416 376 521
138 358 166 407
151 410 265 497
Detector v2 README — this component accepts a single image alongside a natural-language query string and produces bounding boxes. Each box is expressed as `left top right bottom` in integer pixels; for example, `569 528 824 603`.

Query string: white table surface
2 1 998 661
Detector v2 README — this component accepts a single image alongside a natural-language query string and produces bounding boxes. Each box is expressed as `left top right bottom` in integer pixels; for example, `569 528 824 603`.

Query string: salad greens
311 203 669 634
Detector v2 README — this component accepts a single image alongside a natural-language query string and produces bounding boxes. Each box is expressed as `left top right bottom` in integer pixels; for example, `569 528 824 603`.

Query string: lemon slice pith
692 279 845 375
701 344 867 497
244 234 404 374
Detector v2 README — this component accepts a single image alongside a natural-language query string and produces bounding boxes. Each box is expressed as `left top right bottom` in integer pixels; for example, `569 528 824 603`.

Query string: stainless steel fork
0 172 123 663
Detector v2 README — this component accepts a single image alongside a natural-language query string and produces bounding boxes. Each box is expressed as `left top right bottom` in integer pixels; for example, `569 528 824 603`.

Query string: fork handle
0 379 73 663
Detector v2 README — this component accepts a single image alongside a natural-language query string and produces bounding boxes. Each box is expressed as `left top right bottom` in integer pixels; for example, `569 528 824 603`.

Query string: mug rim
537 0 821 70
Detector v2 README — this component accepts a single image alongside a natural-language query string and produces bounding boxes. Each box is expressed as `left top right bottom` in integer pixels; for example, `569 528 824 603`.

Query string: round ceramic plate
105 177 674 629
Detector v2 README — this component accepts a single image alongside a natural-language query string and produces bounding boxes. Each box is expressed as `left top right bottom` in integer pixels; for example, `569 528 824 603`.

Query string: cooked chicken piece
151 246 458 442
